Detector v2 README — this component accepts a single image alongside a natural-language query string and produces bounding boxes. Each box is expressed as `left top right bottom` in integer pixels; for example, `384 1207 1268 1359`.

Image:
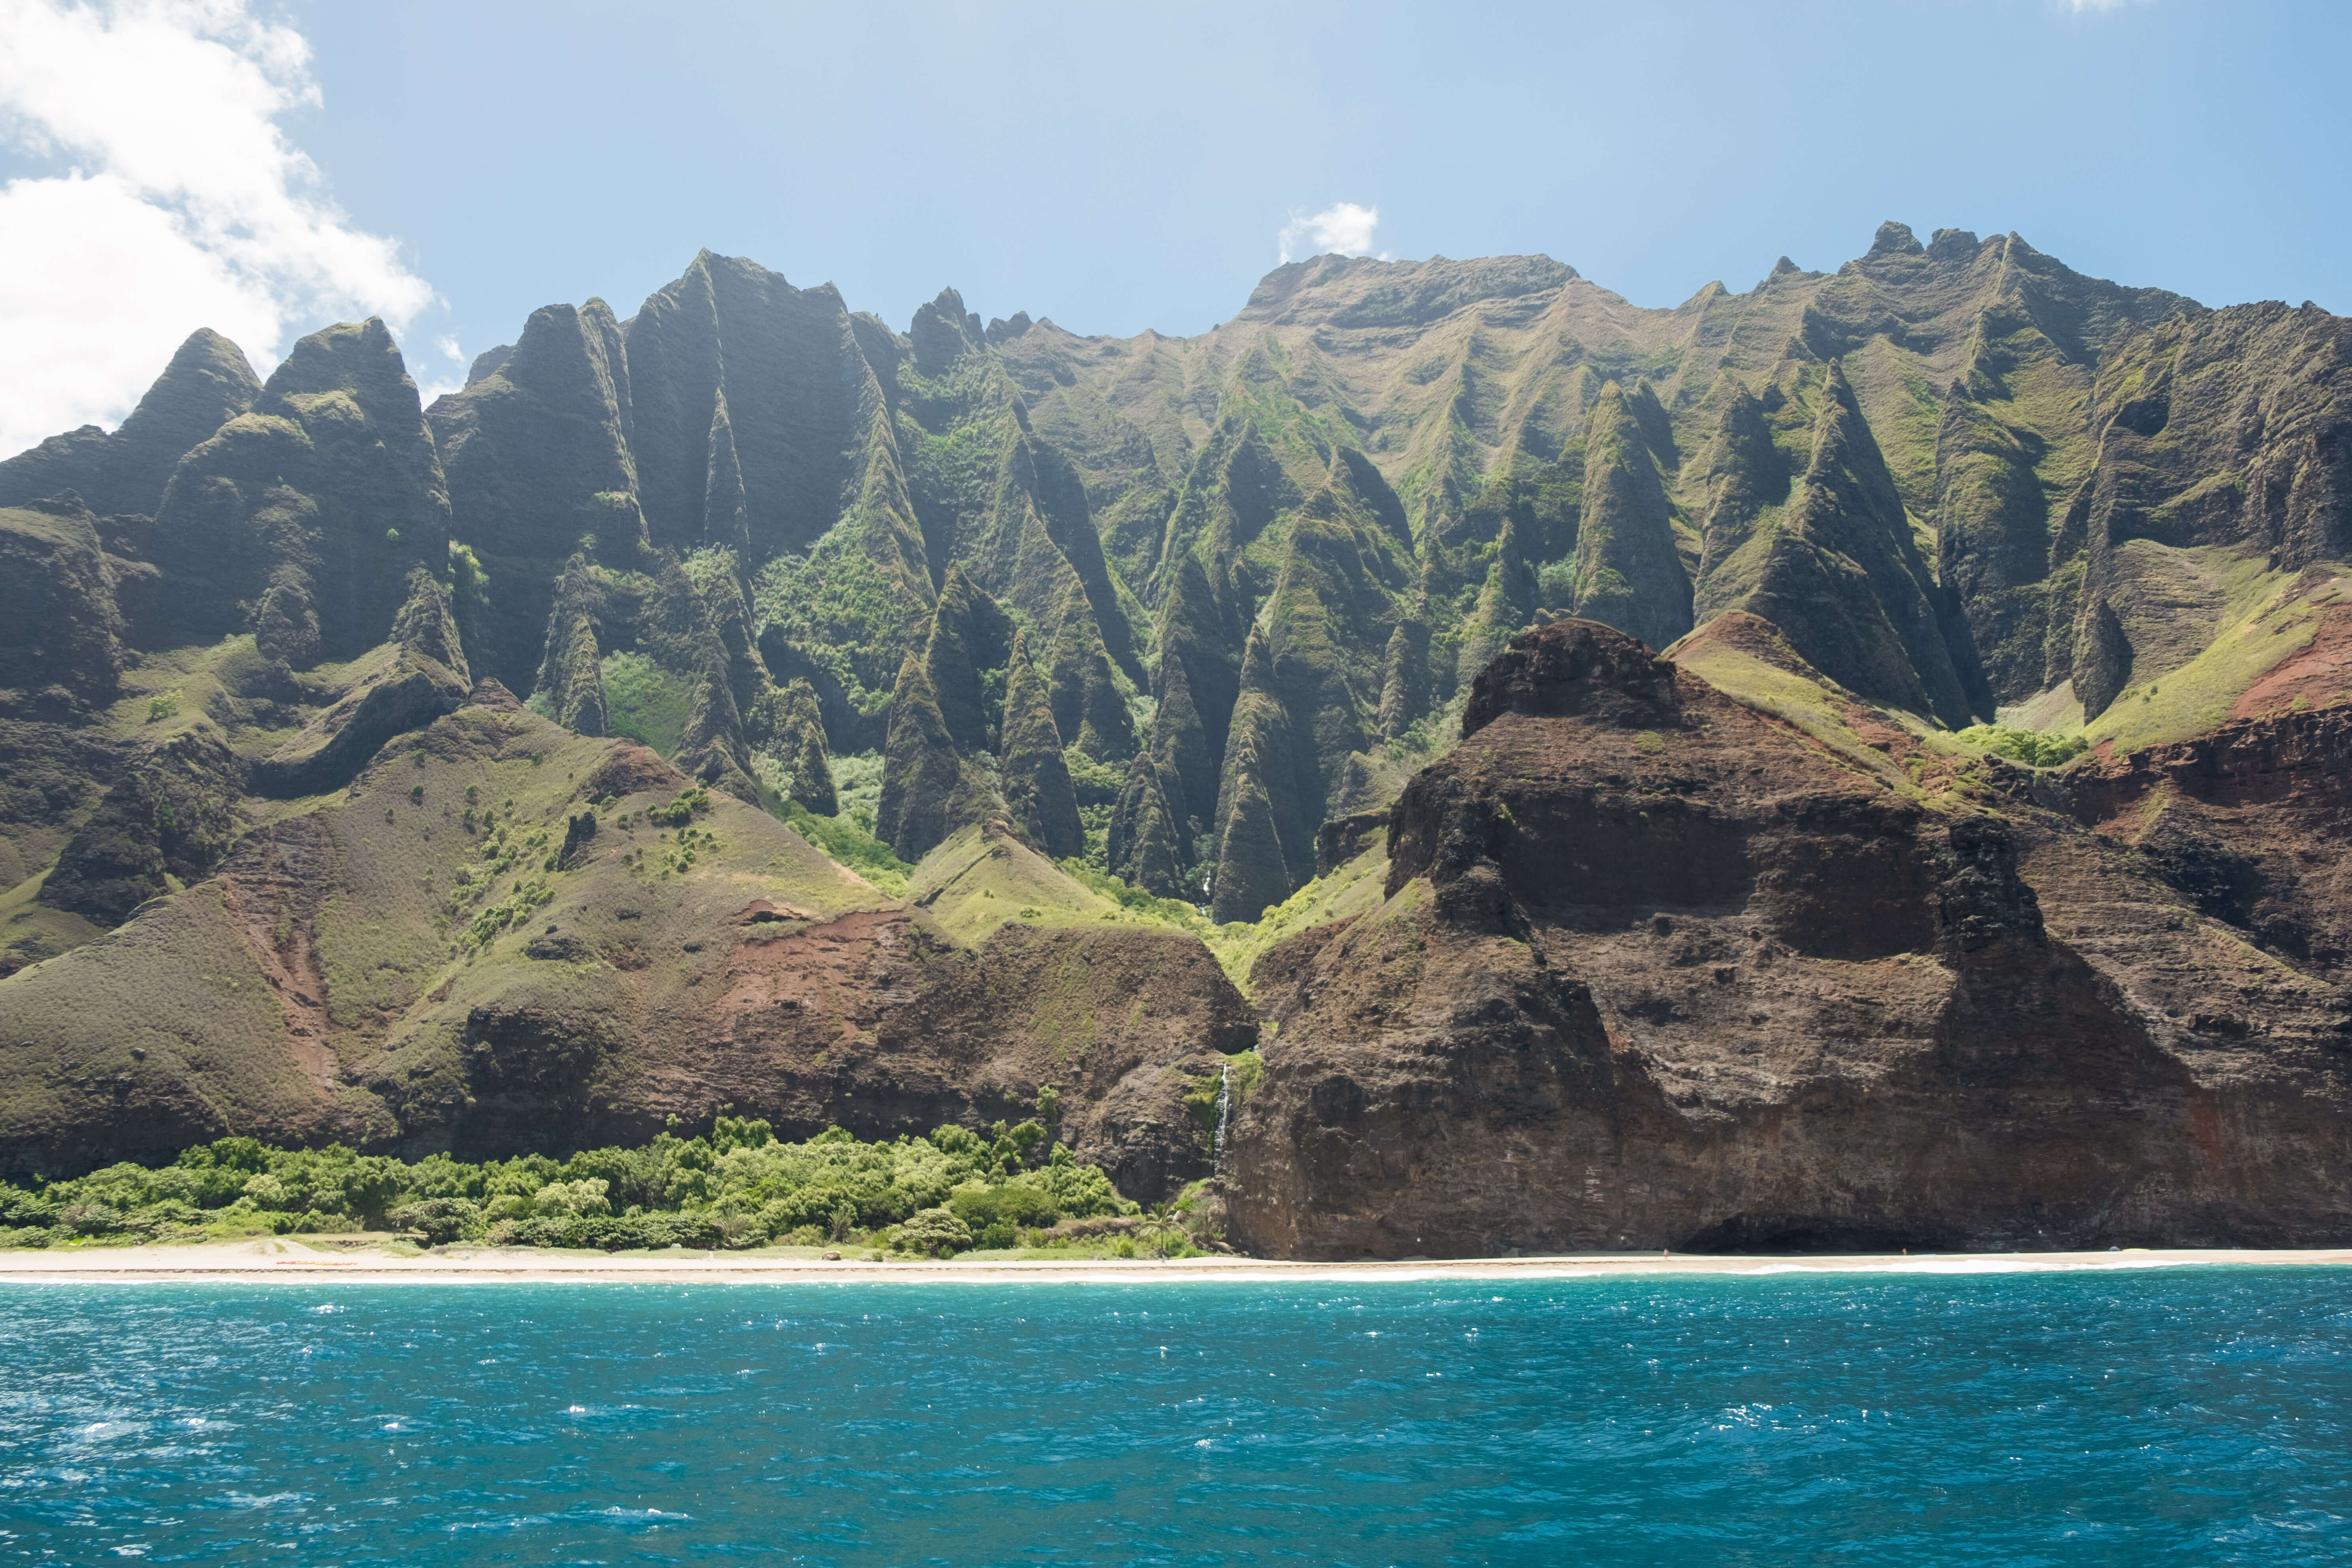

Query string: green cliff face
998 629 1085 860
1699 361 1985 725
151 318 450 667
1568 381 1692 654
771 678 838 816
429 300 643 697
0 220 2344 1012
0 498 125 713
1209 627 1314 922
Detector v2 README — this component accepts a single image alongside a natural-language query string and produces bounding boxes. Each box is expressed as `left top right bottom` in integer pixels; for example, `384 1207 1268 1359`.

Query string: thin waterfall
1212 1061 1232 1167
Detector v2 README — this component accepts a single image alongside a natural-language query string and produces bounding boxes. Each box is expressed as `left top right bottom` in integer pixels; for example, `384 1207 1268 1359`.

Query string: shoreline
1 1240 2348 1285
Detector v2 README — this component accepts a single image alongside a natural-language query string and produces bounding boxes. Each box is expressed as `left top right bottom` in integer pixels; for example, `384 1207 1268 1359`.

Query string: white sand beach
1 1239 2347 1285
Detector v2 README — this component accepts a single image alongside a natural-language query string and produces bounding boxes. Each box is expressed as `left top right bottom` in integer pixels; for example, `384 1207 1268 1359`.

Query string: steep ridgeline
426 261 1137 825
875 567 1085 863
9 224 2342 930
0 222 2350 1252
999 221 2348 914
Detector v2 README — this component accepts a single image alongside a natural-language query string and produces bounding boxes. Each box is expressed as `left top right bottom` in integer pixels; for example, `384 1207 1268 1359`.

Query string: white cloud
1278 202 1384 265
0 0 437 457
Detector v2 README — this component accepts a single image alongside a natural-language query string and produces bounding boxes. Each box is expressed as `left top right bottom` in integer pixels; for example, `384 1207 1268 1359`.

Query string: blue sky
2 0 2345 453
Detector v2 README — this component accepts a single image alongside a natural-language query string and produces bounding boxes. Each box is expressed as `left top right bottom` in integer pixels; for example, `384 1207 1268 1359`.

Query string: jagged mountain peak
1236 252 1581 331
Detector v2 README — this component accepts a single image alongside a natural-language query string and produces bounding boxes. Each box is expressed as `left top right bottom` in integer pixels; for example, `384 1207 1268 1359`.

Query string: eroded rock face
0 497 125 713
1222 619 2352 1256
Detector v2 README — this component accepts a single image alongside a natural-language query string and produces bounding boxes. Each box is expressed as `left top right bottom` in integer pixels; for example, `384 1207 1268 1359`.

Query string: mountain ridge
2 221 2348 1255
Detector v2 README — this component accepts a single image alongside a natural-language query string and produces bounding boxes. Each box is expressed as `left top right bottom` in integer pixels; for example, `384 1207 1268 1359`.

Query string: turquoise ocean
1 1267 2347 1563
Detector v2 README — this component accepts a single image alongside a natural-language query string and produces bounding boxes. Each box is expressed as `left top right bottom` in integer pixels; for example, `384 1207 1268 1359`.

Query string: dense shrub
0 1111 1136 1253
1955 724 2088 769
894 1207 974 1257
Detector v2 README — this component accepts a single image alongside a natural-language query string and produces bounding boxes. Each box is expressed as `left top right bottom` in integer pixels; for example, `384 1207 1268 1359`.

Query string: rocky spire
924 564 1015 753
1377 615 1430 740
391 565 470 684
1569 379 1692 652
702 385 750 555
1735 361 1984 725
773 677 837 815
1107 751 1188 899
999 629 1084 859
532 554 607 735
1209 626 1312 924
876 648 973 860
1691 385 1789 620
673 638 763 806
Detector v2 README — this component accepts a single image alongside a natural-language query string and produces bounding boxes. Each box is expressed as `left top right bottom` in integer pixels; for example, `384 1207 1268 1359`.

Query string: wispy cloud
0 0 438 456
1278 202 1385 265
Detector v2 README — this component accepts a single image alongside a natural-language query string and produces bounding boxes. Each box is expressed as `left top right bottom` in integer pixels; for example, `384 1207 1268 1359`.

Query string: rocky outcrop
150 319 451 664
40 728 246 926
1222 619 2352 1255
0 498 126 712
249 571 473 796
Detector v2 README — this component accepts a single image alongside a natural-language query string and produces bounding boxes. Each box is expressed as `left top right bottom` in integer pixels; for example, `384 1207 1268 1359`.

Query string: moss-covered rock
152 319 450 666
999 629 1083 859
1568 380 1692 653
0 497 125 712
772 677 837 815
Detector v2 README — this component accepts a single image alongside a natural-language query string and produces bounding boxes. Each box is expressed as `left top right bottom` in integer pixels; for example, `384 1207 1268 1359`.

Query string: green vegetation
1954 723 2087 769
0 1117 1141 1256
1058 859 1208 930
598 650 694 757
1181 1050 1262 1146
2081 550 2351 755
783 800 911 896
1201 845 1390 992
643 786 712 827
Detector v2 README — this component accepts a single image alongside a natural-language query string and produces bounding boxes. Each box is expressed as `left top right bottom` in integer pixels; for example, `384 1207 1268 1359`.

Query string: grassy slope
903 823 1126 946
0 692 900 1154
1205 843 1390 996
2083 550 2352 755
1666 620 1926 798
